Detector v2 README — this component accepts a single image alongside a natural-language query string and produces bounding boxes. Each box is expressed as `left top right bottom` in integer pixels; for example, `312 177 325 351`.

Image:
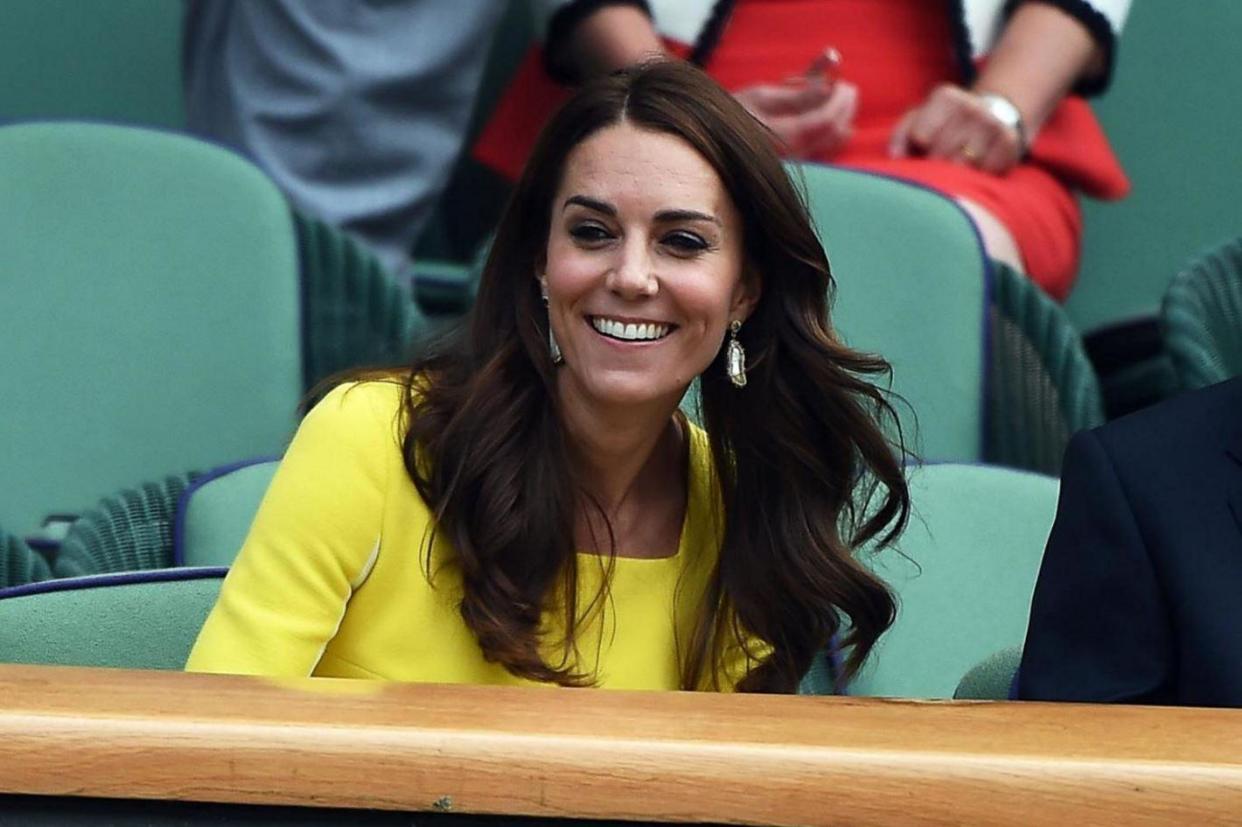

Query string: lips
589 315 674 342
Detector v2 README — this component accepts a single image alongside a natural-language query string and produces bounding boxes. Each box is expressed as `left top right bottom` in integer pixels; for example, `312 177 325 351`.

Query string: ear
729 267 762 323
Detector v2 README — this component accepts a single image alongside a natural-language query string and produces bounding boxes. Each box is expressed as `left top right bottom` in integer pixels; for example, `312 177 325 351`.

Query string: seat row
0 460 1057 700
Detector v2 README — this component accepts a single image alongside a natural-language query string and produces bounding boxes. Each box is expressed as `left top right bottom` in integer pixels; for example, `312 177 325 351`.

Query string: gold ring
960 145 980 162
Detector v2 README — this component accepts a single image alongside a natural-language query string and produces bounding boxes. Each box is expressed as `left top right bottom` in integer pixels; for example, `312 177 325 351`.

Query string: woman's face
542 122 757 413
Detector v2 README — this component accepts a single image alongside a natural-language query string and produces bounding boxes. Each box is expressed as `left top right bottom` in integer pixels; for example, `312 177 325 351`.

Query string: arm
186 382 398 676
1017 429 1175 703
539 1 665 83
975 1 1106 139
890 1 1111 172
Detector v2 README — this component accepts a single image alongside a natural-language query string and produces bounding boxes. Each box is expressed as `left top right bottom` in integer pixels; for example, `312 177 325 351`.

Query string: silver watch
978 92 1029 156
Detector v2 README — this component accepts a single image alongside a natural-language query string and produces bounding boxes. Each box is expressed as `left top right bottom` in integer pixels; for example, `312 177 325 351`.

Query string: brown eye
569 223 612 243
663 231 708 253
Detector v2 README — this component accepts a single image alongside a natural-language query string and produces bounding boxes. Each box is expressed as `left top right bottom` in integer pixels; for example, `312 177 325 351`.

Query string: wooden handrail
1 663 1240 825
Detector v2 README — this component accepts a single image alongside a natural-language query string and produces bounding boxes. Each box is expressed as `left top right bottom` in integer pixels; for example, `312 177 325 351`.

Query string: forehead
556 123 731 213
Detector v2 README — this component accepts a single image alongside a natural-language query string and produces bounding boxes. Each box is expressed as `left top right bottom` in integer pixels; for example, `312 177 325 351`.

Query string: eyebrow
563 195 721 227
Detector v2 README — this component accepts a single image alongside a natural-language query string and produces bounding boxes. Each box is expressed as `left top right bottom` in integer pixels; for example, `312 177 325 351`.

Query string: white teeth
591 317 670 341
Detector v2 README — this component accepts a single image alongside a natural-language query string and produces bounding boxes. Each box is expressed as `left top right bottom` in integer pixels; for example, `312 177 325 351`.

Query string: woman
188 61 909 692
475 0 1131 301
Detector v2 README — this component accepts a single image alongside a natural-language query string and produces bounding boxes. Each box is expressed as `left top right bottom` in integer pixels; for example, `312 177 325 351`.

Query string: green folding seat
0 569 225 669
0 121 303 537
1161 235 1242 391
791 164 988 462
849 462 1058 699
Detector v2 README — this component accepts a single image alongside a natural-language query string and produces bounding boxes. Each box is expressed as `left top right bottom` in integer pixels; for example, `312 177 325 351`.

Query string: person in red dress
476 0 1130 301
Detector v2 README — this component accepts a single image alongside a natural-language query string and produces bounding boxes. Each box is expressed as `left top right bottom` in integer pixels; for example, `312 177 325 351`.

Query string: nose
605 237 657 299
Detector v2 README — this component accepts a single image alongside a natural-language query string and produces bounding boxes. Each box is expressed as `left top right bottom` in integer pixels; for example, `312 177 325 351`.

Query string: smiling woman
186 61 910 694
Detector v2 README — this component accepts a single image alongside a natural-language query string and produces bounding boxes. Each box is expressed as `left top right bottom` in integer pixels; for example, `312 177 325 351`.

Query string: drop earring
541 288 563 365
726 319 747 388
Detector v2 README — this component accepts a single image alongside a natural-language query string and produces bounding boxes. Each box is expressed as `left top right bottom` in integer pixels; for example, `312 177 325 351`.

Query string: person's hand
734 78 859 160
888 83 1023 174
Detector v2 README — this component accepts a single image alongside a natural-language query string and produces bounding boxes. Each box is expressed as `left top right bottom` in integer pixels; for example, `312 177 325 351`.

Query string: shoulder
303 378 408 448
1090 377 1242 470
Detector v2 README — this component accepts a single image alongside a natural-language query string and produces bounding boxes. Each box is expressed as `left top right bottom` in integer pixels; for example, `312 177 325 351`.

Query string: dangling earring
726 319 747 388
542 289 564 365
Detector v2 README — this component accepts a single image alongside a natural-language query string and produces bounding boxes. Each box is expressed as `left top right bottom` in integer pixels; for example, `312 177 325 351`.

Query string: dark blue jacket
1019 376 1242 706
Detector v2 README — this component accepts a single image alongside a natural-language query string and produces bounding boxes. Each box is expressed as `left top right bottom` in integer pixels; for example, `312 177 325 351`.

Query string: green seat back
1161 236 1242 391
1070 1 1242 332
0 570 224 669
954 646 1022 701
177 462 279 568
1 529 51 590
850 463 1058 698
53 474 197 579
0 0 182 127
0 122 302 535
988 262 1105 474
792 164 988 462
295 211 427 389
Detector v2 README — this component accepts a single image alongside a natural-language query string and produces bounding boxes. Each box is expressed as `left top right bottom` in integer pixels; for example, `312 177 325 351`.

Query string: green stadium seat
1 528 51 590
954 646 1022 701
987 262 1105 474
0 569 224 669
792 164 988 462
49 457 279 577
0 0 183 128
0 121 303 537
175 461 278 569
1161 236 1242 391
52 474 199 578
849 462 1058 699
295 211 427 389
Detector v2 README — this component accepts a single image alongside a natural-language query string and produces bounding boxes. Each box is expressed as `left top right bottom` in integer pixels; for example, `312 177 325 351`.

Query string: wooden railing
1 663 1240 825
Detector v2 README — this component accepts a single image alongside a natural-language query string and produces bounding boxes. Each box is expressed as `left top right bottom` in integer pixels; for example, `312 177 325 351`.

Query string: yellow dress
186 381 753 689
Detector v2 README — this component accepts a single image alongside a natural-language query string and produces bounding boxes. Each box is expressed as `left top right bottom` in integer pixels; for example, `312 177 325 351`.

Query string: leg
956 197 1027 275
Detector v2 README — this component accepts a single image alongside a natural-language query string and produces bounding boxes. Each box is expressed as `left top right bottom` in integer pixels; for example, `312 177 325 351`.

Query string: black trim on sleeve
687 0 736 67
543 0 653 85
1003 0 1119 97
946 0 979 86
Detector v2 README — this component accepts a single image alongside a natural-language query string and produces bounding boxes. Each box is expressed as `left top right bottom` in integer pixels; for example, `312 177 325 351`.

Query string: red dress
474 0 1130 301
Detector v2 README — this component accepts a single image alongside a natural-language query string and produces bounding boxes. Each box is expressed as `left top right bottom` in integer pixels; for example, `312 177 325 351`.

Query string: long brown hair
401 60 909 691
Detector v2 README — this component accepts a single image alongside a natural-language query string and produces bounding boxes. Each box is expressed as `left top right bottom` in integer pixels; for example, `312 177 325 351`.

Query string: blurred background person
182 0 505 277
476 0 1132 301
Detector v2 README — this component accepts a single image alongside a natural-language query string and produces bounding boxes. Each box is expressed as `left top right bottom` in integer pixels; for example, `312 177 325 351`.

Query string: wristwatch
977 92 1029 157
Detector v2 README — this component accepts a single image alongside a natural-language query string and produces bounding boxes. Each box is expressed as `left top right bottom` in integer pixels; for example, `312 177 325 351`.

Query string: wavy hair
400 60 909 691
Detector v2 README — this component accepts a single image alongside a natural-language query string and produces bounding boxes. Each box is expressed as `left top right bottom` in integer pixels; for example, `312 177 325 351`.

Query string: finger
889 110 916 158
979 130 1020 175
906 95 958 154
787 83 856 157
763 113 808 156
743 83 827 116
962 129 999 171
930 116 979 160
813 82 859 155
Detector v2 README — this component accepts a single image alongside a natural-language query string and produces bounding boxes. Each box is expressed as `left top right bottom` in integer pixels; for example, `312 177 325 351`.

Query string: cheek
670 268 743 334
544 239 603 302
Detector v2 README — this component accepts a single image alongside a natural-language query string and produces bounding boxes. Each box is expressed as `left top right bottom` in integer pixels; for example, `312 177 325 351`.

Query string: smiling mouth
588 316 675 343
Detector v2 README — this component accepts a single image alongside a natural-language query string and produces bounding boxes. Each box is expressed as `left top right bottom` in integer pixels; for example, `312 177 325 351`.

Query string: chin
567 368 688 411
